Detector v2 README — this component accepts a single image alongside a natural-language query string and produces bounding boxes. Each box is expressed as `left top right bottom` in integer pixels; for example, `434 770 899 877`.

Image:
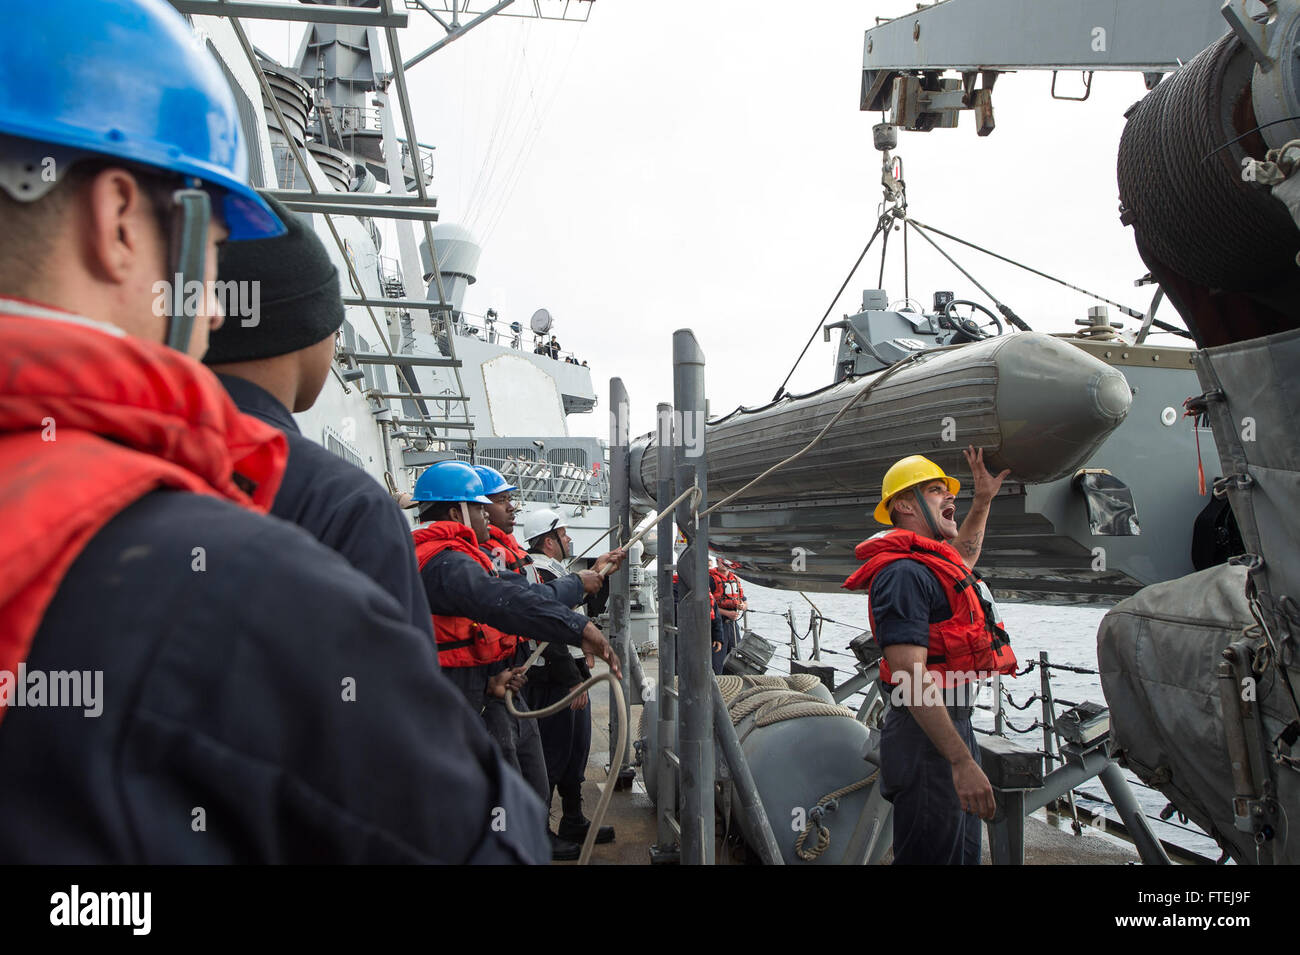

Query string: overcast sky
253 1 1195 441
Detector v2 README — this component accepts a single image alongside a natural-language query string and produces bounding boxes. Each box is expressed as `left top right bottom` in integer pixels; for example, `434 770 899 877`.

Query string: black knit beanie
203 194 346 364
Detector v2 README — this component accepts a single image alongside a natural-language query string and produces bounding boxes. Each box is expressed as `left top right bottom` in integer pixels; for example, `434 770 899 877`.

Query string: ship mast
168 0 589 458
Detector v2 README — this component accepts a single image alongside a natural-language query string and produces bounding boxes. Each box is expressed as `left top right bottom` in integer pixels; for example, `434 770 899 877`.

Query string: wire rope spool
1117 31 1300 291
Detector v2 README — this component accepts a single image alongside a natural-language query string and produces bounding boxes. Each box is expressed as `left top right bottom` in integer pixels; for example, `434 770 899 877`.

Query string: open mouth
941 504 957 522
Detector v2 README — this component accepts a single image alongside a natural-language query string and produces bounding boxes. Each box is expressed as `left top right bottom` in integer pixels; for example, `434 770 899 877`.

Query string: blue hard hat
473 465 518 496
412 461 493 504
0 0 283 241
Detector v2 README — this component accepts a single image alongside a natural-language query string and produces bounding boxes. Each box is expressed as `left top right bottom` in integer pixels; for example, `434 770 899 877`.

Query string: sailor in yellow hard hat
873 454 963 534
843 446 1012 863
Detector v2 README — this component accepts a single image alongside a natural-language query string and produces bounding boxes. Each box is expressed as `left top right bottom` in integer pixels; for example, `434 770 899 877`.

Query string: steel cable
771 214 891 402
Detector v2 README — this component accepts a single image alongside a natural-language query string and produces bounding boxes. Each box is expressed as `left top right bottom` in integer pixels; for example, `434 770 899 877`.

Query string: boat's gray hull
632 333 1214 601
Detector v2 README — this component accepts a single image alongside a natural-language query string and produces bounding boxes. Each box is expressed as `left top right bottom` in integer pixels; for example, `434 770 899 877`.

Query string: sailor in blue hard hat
0 0 284 358
413 460 495 545
469 463 556 828
472 464 522 548
0 0 552 863
411 461 623 810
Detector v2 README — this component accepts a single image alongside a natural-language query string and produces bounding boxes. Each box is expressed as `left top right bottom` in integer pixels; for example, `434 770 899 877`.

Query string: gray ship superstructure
188 1 613 555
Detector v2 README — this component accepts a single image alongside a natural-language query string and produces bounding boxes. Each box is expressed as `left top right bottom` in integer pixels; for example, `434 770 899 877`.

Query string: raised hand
963 445 1010 502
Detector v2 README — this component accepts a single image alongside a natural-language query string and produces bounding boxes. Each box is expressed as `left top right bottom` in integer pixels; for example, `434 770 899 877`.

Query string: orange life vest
483 525 530 576
412 522 516 667
842 528 1017 687
0 305 288 726
481 525 531 659
709 567 744 612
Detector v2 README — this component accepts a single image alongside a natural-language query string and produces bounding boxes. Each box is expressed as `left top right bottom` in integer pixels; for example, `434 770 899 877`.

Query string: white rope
505 645 626 866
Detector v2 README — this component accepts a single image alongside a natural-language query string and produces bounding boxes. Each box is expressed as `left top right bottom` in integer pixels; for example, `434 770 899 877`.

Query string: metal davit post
673 330 715 864
652 402 680 860
608 378 634 786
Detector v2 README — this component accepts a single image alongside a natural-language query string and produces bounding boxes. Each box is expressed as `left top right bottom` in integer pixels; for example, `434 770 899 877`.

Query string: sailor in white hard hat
521 508 625 854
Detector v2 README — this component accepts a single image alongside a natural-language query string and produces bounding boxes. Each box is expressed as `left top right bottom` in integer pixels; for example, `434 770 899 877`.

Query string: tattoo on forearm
958 533 982 557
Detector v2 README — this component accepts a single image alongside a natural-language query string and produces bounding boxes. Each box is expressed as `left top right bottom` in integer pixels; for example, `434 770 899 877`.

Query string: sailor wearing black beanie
204 194 345 364
205 193 435 647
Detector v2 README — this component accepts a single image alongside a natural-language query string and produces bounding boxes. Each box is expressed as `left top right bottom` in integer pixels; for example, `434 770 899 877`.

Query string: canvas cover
1196 328 1300 643
1099 563 1300 863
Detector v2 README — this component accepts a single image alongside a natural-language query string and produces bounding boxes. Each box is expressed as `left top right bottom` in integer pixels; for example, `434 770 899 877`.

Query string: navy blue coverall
526 564 598 815
0 492 548 863
219 374 435 644
418 549 588 796
872 559 983 865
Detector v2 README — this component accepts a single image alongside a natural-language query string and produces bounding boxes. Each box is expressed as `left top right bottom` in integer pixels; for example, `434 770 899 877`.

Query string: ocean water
734 580 1222 861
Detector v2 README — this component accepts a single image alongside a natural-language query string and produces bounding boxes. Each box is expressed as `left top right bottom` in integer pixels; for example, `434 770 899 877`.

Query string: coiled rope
1117 31 1300 290
793 772 880 862
718 675 871 861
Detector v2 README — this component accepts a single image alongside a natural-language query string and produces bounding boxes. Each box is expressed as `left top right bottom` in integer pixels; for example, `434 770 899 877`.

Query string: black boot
549 830 581 861
557 815 615 845
558 792 615 845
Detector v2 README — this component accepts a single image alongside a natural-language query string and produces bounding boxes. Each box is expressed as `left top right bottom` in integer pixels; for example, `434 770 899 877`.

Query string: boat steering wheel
943 299 1004 339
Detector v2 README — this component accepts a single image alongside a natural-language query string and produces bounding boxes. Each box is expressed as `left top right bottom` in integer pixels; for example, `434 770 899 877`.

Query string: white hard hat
522 508 567 545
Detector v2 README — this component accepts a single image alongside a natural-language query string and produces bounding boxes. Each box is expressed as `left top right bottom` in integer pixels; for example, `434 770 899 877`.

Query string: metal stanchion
608 378 634 788
652 402 680 860
673 330 714 864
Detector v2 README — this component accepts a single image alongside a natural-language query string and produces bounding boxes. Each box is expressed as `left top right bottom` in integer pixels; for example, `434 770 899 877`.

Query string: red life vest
675 571 715 620
842 528 1017 687
412 522 516 667
483 525 530 576
481 525 531 657
0 304 288 725
709 567 743 612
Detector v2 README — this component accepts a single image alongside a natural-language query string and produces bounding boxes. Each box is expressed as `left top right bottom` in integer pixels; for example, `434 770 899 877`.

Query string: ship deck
554 656 1141 866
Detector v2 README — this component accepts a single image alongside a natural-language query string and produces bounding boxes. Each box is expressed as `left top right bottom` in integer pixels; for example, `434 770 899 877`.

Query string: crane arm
862 0 1240 134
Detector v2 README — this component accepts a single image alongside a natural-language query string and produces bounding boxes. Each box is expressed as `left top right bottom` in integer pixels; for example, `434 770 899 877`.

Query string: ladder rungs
661 625 679 633
392 418 476 430
664 749 680 769
662 686 678 699
665 814 681 837
346 352 461 368
373 392 472 401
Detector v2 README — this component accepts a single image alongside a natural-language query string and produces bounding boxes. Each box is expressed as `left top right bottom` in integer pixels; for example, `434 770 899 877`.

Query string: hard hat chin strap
913 488 947 541
551 529 569 559
164 188 212 353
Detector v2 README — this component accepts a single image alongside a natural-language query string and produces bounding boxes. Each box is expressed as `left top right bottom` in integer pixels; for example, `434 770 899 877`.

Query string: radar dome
530 308 553 335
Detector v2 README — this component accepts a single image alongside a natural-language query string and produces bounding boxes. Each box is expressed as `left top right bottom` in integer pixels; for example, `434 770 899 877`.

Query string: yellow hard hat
873 455 961 525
